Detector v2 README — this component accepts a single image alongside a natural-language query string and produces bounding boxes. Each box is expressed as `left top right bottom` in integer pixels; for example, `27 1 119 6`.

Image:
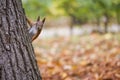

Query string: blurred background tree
113 0 120 25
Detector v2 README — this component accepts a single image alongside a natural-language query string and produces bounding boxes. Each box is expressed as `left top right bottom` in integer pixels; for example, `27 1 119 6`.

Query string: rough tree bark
0 0 42 80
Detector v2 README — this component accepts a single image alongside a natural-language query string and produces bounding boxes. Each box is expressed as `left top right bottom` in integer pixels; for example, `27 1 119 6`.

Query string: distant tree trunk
70 19 74 36
69 14 76 36
116 10 120 32
104 20 108 33
103 14 109 33
0 0 42 80
116 10 120 25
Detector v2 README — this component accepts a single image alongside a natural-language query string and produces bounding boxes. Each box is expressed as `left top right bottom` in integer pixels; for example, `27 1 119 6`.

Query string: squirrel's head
36 16 45 29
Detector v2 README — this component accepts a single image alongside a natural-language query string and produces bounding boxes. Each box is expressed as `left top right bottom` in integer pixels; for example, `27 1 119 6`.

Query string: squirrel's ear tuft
42 17 46 23
37 16 40 21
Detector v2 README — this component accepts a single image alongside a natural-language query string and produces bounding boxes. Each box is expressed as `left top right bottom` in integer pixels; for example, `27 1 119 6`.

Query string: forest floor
33 33 120 80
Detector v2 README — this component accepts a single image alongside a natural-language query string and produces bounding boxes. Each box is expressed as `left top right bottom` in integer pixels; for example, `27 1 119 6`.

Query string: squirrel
26 16 46 41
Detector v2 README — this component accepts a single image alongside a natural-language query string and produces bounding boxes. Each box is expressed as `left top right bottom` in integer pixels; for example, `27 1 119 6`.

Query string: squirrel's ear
42 17 46 23
37 16 40 22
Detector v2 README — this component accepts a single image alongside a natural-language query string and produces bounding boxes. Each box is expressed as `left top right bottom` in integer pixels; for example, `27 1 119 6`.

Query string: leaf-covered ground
33 33 120 80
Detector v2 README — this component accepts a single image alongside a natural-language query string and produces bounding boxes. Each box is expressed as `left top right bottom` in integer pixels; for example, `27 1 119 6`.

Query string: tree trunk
116 10 120 32
104 14 109 33
116 10 120 25
0 0 42 80
69 16 75 36
70 20 73 36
